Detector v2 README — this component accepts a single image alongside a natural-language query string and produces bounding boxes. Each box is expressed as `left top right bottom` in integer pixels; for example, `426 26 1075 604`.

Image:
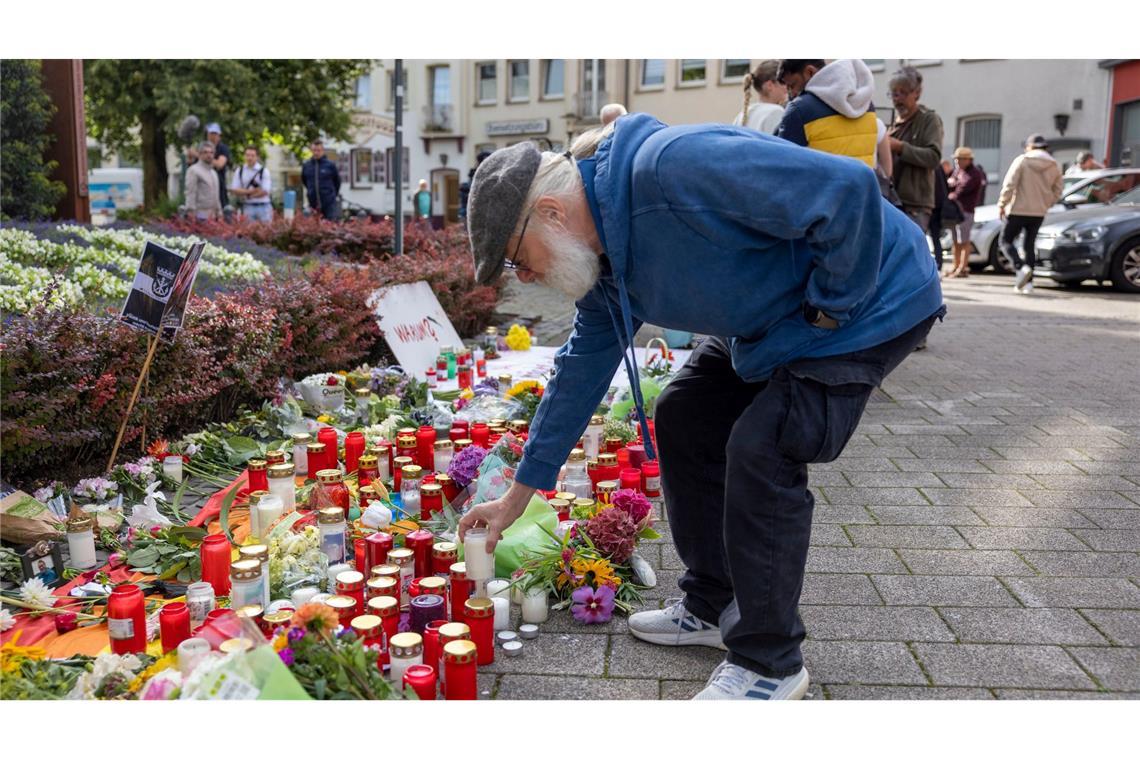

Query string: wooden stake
106 333 160 473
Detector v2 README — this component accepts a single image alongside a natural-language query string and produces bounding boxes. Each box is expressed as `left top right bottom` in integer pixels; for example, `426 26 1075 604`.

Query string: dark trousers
655 311 941 678
1000 214 1044 270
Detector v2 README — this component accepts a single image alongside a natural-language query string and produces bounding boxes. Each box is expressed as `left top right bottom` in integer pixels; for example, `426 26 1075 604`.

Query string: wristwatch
803 303 839 330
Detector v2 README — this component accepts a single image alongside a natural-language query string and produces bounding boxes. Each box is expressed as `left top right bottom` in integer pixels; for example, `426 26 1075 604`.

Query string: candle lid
597 453 618 466
371 442 391 453
354 387 372 398
397 427 418 437
548 498 570 510
291 432 312 444
318 507 346 524
236 604 263 619
596 480 619 491
366 576 397 592
267 463 296 478
443 639 477 664
390 632 424 657
247 490 271 508
350 614 382 634
306 441 326 452
485 326 498 335
263 610 293 627
432 541 457 555
453 439 474 449
589 415 605 425
554 491 576 502
449 561 467 577
66 513 95 532
231 559 262 580
567 448 586 462
336 570 365 587
433 440 454 451
435 473 455 486
464 597 494 618
387 548 414 564
396 435 417 446
324 595 357 612
367 595 399 616
573 498 595 508
400 464 424 478
509 419 529 429
316 469 344 484
438 622 471 640
247 458 267 471
418 577 447 593
219 638 255 654
411 593 445 610
372 564 400 578
420 483 443 496
239 543 269 560
393 456 414 468
358 454 378 467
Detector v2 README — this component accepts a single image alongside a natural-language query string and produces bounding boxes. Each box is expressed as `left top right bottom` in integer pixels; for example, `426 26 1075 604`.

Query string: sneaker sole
629 627 729 650
780 667 811 700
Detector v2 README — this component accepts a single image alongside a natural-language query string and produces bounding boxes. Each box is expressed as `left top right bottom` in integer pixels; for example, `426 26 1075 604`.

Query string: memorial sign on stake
369 281 463 375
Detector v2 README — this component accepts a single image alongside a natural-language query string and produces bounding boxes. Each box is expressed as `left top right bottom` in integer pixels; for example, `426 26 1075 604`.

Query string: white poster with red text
369 281 464 376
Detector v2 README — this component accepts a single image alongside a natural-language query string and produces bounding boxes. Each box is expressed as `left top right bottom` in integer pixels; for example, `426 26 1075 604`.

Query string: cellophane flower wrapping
268 525 328 600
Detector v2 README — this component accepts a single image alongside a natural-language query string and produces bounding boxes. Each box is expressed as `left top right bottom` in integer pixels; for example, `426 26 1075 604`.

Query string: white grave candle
521 587 549 623
492 597 510 631
486 579 511 600
162 456 184 483
462 527 494 581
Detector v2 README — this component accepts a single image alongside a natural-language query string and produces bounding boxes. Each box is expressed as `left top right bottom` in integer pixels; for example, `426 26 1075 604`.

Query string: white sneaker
1015 265 1032 291
628 598 727 650
1021 281 1035 295
693 660 810 700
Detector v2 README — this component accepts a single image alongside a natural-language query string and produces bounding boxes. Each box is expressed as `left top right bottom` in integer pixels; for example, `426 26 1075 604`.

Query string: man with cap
188 123 232 208
1065 150 1104 177
457 114 944 700
945 146 987 278
997 134 1064 293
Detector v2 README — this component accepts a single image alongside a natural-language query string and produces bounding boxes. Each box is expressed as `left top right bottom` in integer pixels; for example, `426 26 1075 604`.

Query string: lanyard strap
603 280 657 461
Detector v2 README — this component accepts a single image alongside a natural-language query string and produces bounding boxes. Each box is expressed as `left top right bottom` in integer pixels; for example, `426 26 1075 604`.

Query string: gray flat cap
467 142 542 284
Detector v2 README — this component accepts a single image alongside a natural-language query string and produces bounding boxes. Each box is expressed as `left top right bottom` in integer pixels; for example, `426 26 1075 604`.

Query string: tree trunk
139 108 169 209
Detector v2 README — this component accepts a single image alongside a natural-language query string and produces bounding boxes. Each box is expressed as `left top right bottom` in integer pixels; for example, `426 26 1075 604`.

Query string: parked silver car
964 167 1140 273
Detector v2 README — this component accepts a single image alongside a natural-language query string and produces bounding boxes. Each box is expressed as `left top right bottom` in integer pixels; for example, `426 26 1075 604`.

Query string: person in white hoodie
775 58 892 174
732 60 786 135
997 134 1064 293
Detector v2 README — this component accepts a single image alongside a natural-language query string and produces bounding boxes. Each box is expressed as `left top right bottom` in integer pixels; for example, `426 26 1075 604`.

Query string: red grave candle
403 663 437 701
246 459 269 493
449 562 472 622
432 542 458 577
336 570 366 616
199 534 232 596
416 426 436 472
364 531 394 573
464 597 495 666
626 444 648 470
353 537 367 571
317 427 340 468
306 442 327 476
456 365 473 390
437 622 471 692
159 602 192 653
449 427 465 443
444 640 478 700
368 596 399 670
616 447 631 469
620 468 643 492
641 460 662 498
470 423 490 449
344 431 366 473
316 470 350 516
596 452 621 483
107 584 147 655
392 456 413 492
396 435 418 467
436 473 461 504
405 529 434 578
420 483 444 520
423 619 447 678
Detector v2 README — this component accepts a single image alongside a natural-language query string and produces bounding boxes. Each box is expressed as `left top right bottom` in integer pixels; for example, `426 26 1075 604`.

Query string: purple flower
611 489 652 526
287 626 305 642
570 585 616 625
278 647 295 666
447 445 487 489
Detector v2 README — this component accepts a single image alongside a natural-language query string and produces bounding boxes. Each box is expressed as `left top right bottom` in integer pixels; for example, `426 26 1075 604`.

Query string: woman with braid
732 60 786 134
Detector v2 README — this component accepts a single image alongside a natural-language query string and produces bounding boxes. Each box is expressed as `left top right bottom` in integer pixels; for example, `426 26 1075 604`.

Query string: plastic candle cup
162 455 184 483
462 528 494 581
403 663 437 701
486 579 510 600
159 602 192 653
66 513 97 570
492 597 510 631
521 587 549 623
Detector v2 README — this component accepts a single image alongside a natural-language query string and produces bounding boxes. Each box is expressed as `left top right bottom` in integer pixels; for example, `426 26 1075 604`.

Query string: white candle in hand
463 527 494 580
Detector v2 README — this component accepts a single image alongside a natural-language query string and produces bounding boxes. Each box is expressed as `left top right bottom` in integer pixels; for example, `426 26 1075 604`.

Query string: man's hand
999 207 1007 222
888 136 904 154
457 482 535 552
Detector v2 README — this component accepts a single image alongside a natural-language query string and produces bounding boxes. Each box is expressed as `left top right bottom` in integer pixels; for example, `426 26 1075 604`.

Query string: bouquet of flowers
505 380 544 422
267 525 328 600
504 323 532 351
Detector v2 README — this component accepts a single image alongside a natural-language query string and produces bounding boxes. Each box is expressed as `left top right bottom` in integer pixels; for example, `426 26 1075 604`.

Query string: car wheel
988 237 1015 274
1109 237 1140 293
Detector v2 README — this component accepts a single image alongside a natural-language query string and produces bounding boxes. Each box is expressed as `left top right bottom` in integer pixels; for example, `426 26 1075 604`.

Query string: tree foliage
1 59 67 220
84 59 373 208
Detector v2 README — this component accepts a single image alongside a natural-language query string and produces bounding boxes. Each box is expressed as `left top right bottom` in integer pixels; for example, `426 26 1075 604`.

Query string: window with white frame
721 59 750 82
542 60 564 98
641 59 665 89
959 115 1002 200
387 69 407 111
582 60 606 92
354 74 371 110
679 59 706 85
476 62 497 104
509 60 530 102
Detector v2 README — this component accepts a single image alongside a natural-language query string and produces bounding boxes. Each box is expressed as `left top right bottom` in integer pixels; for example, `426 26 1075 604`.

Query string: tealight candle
462 527 494 581
486 578 511 600
502 640 523 657
518 624 539 640
492 597 510 631
177 637 211 676
496 630 518 647
163 455 183 483
521 587 549 623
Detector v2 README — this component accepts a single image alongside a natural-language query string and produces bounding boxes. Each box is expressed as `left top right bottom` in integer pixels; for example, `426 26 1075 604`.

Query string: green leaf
225 436 261 466
637 527 661 540
168 474 191 523
217 484 241 545
127 548 159 567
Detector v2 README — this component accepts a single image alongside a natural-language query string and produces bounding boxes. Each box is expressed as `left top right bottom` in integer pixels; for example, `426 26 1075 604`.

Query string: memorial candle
387 548 415 609
443 640 478 700
437 622 471 692
462 528 494 582
306 442 327 477
432 542 458 577
388 633 423 686
405 529 434 578
422 619 446 682
344 431 366 473
159 602 191 653
522 586 550 623
107 584 147 655
199 534 232 596
266 463 296 514
449 562 472 621
463 597 495 666
392 456 414 492
364 531 394 574
317 427 339 468
291 433 312 477
247 458 269 493
335 570 366 616
492 597 510 631
368 595 399 671
366 576 398 601
410 593 446 634
403 663 437 701
416 426 436 472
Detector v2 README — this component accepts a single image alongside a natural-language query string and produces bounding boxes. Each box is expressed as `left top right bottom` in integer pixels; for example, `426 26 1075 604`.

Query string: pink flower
611 489 652 526
150 525 163 537
571 585 615 624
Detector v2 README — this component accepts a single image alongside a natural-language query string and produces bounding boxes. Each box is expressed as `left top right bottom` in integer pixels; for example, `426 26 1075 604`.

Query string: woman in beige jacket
997 134 1064 293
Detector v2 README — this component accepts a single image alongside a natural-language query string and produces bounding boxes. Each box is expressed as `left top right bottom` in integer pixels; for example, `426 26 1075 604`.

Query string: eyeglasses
503 210 533 273
889 89 914 99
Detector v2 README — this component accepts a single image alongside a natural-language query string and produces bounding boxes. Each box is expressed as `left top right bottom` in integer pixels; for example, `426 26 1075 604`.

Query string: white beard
537 222 601 301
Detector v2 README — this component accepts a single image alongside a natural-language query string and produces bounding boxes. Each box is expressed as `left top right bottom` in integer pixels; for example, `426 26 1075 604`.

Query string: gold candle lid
238 544 269 562
400 464 423 479
370 442 391 453
573 498 596 508
389 632 423 657
67 512 94 532
350 614 382 635
464 597 494 618
306 441 326 453
219 637 255 654
358 454 379 468
509 419 529 430
235 604 263 619
443 639 477 664
324 595 357 612
367 595 399 616
549 498 571 510
567 448 586 462
372 564 400 578
419 576 447 594
266 449 286 462
484 326 498 335
387 548 414 565
354 387 372 398
435 473 455 486
589 415 605 425
596 480 619 491
393 456 414 468
248 490 271 508
263 610 293 627
291 432 312 445
448 561 467 577
397 427 418 437
316 469 344 484
336 570 365 587
420 483 443 496
230 559 262 580
318 507 345 524
554 491 576 502
453 439 473 450
434 440 454 451
438 622 471 641
433 541 457 556
366 576 397 593
597 453 618 466
247 458 267 471
267 463 296 478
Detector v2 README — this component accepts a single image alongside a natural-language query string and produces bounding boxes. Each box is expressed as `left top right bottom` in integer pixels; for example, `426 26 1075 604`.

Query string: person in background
230 145 273 222
600 103 628 126
414 179 432 223
929 159 955 272
1065 150 1105 176
301 139 341 220
944 147 987 278
887 67 944 236
187 123 231 209
184 141 221 220
733 60 786 134
998 134 1064 294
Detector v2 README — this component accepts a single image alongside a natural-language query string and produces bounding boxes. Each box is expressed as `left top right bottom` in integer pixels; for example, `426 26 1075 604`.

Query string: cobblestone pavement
481 273 1140 700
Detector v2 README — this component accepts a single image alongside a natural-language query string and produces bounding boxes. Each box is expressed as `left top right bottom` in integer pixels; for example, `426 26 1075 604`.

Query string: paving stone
913 643 1095 689
659 543 684 570
973 507 1098 528
1081 449 1140 463
811 504 876 524
1078 610 1140 646
809 523 853 547
480 631 608 677
1067 647 1140 691
894 458 993 473
1033 475 1139 491
1070 529 1140 551
660 679 706 700
883 424 969 436
819 487 930 506
922 488 1036 507
844 471 947 488
1020 551 1140 578
495 674 659 700
897 549 1035 576
872 575 1019 607
805 547 908 574
607 634 725 680
801 640 927 685
641 568 684 600
935 473 1043 490
869 505 985 526
991 447 1092 461
478 673 497 700
958 527 1090 551
909 446 1005 460
939 607 1108 645
825 685 994 700
993 689 1136 699
807 470 851 487
800 573 882 605
868 434 956 448
1002 577 1140 609
848 525 969 549
1080 508 1140 530
801 605 954 642
1022 491 1140 510
982 460 1088 475
830 458 903 472
1079 461 1140 476
841 445 919 459
538 607 631 635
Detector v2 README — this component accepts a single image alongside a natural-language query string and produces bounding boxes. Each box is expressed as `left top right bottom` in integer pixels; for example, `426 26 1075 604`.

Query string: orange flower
147 439 170 460
291 602 338 636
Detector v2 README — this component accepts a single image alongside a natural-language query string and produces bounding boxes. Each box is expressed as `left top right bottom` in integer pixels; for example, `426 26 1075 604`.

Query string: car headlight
1061 224 1107 243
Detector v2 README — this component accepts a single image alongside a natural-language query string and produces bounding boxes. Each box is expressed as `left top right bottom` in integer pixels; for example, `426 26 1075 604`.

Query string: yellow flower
337 371 348 376
506 380 542 399
505 324 532 351
272 634 288 652
317 414 334 424
574 557 621 588
128 651 177 692
0 631 46 674
459 388 474 400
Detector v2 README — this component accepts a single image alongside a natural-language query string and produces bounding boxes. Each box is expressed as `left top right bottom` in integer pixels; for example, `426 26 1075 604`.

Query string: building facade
1101 59 1140 167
